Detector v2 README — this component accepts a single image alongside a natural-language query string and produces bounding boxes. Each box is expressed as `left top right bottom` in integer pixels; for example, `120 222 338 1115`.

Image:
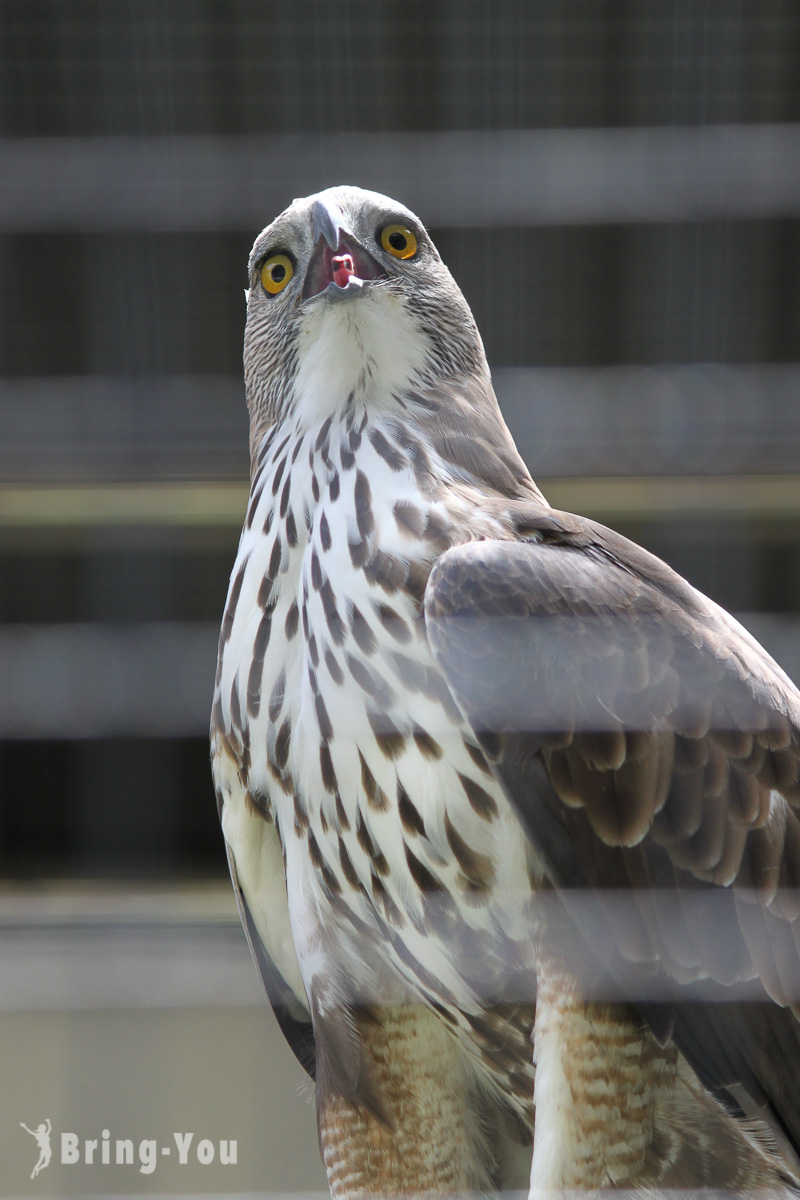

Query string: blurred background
0 1 799 1194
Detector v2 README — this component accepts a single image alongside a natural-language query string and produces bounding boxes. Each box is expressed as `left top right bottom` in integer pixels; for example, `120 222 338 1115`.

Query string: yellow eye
261 253 294 295
380 224 418 260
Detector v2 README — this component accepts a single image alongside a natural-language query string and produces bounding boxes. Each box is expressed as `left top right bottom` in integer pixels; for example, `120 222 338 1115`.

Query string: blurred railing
3 125 800 231
3 366 800 482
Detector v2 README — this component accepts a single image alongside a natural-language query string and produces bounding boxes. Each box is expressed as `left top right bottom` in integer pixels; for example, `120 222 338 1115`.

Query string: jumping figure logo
18 1118 238 1177
20 1118 52 1178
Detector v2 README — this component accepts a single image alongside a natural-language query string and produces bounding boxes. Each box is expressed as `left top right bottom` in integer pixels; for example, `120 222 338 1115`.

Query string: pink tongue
332 253 355 288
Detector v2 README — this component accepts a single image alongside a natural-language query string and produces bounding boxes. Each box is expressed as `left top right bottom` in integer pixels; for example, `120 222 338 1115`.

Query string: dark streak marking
335 792 350 831
210 695 224 737
257 574 273 610
367 708 406 760
457 772 498 821
348 535 371 569
388 930 459 1004
246 612 272 717
401 560 429 604
245 787 271 821
346 653 393 705
354 471 375 539
340 439 355 470
268 537 283 579
409 440 435 492
374 602 411 643
229 675 242 730
413 726 443 761
279 474 291 518
268 669 285 723
239 725 251 782
220 559 248 646
356 806 375 857
404 843 443 893
338 836 359 888
320 580 346 645
320 743 337 793
308 633 319 668
423 510 452 550
477 730 504 761
311 473 320 503
273 433 292 462
259 427 277 460
315 692 333 741
309 831 342 897
350 605 376 655
394 501 426 538
356 808 390 875
444 811 495 889
359 749 389 811
363 550 405 594
320 512 332 551
271 456 287 495
284 601 299 641
465 740 493 776
245 484 263 530
373 877 404 926
329 473 340 501
315 417 333 452
294 793 309 833
324 647 345 686
398 781 426 836
429 670 464 722
285 509 298 547
387 651 429 694
369 428 406 471
311 550 323 590
274 719 291 770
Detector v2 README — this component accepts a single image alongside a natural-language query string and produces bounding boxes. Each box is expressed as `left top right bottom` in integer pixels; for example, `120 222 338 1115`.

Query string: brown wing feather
425 505 800 1149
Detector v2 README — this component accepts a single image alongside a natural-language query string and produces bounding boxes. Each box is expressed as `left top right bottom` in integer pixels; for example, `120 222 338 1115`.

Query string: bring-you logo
20 1119 237 1177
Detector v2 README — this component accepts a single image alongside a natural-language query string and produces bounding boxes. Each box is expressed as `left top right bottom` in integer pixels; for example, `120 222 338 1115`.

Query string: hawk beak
309 198 343 252
302 202 388 301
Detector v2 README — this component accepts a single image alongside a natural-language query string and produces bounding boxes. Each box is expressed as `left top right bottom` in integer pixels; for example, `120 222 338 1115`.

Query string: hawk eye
261 253 294 295
380 224 418 260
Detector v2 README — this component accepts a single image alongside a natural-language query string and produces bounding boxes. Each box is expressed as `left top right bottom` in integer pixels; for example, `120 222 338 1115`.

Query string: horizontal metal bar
0 924 262 1011
4 885 800 1008
0 374 248 482
2 125 800 232
3 475 800 533
3 365 800 484
0 616 796 740
0 482 249 527
0 622 219 738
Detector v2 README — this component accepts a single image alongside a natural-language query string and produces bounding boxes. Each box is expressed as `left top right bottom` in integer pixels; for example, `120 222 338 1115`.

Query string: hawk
212 185 800 1196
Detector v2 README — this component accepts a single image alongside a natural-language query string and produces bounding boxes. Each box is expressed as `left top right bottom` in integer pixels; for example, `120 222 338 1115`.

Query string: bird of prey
211 185 800 1197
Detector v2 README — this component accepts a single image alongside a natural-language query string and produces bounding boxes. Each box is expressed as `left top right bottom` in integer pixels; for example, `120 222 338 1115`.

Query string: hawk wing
425 504 800 1155
213 776 316 1079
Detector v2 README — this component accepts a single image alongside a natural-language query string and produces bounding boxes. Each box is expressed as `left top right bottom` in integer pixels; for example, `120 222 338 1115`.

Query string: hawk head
243 186 489 454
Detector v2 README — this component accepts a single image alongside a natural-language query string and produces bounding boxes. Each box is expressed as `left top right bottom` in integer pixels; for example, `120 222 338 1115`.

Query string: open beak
302 198 387 300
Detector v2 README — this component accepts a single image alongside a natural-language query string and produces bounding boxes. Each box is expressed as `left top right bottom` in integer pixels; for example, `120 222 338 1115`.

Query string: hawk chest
215 413 534 1009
